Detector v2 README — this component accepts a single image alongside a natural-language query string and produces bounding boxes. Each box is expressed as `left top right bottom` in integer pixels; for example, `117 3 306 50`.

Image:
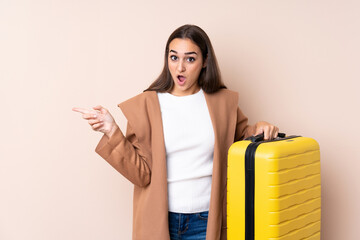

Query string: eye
170 55 178 61
187 57 195 62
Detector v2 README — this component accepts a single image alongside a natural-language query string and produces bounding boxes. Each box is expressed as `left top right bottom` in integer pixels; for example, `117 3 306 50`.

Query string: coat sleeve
94 122 151 187
234 106 251 142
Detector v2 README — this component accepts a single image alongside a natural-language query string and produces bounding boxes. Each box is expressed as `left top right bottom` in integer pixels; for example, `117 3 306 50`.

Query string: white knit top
157 88 215 213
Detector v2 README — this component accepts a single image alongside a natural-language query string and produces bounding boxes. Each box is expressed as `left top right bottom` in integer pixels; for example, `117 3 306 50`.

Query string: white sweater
157 88 215 213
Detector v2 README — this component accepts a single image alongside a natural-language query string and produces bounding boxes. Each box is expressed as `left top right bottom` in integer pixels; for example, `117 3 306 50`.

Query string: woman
73 24 279 240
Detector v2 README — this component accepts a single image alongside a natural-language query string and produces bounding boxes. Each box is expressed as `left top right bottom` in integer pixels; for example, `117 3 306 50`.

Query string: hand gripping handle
245 133 286 143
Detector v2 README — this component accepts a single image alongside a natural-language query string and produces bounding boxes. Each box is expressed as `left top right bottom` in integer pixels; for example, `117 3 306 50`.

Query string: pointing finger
72 107 96 114
73 107 99 116
72 107 89 114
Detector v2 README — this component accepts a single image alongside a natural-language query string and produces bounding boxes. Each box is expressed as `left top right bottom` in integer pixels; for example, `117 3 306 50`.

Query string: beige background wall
1 0 359 239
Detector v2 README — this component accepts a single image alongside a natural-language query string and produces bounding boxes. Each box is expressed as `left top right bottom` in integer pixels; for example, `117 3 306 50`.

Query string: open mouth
177 75 186 85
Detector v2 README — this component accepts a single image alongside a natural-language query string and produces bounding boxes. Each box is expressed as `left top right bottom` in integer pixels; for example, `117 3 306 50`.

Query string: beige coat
95 88 249 240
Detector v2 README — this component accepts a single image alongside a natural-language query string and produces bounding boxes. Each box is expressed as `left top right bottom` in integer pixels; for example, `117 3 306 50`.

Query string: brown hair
143 24 226 93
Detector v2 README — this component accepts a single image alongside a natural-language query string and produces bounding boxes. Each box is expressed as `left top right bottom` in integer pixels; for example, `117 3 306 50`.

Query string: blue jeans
168 211 208 240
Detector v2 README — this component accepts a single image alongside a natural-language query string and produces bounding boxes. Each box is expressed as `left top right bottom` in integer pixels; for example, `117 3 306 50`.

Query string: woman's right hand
72 105 119 138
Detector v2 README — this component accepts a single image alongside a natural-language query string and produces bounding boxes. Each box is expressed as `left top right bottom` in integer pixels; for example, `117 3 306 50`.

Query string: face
168 38 207 96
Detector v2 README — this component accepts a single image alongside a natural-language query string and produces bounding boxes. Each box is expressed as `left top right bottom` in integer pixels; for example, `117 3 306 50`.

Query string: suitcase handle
246 132 286 142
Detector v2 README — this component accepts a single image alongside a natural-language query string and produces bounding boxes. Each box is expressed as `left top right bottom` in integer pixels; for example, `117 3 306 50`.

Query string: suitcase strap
244 142 260 240
244 134 300 240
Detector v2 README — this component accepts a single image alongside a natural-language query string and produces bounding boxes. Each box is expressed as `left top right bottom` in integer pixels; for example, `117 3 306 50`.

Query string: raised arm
73 105 151 187
95 122 151 187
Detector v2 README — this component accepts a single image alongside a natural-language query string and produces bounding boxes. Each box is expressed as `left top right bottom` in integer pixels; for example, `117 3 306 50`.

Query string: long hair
143 24 226 93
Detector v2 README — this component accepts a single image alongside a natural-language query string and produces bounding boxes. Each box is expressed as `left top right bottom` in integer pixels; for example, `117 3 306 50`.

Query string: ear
202 55 208 68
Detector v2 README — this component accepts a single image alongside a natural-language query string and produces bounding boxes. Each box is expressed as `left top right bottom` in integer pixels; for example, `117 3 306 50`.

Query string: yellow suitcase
227 133 321 240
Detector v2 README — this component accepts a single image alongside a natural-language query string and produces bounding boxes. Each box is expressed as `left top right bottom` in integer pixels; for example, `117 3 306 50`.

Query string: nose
177 59 186 72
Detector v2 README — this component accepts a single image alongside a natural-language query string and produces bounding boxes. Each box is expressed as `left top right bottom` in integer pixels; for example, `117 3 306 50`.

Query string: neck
170 85 201 96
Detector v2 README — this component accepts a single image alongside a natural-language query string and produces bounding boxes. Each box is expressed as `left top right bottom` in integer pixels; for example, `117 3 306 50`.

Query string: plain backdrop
1 0 359 239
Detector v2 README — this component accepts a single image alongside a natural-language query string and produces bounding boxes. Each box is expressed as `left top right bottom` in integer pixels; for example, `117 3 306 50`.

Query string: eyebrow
169 50 197 55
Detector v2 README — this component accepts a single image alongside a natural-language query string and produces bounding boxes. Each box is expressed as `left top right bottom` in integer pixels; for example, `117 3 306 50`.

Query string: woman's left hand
253 121 279 140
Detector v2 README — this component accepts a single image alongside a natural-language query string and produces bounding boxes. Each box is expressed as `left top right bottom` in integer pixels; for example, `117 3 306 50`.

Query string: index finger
72 107 92 114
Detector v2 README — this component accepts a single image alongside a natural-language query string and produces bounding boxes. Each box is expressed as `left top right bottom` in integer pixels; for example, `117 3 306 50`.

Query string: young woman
73 24 279 240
